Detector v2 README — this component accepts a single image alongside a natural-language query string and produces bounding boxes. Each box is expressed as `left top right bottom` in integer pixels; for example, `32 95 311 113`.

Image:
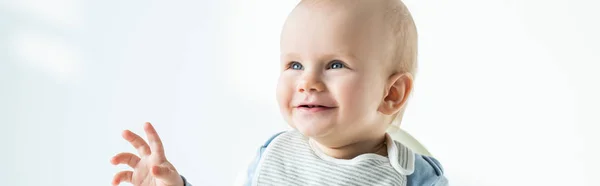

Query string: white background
1 0 599 185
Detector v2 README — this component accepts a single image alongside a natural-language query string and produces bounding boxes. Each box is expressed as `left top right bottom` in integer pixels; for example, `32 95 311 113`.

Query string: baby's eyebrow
281 52 359 62
281 53 302 61
326 51 359 62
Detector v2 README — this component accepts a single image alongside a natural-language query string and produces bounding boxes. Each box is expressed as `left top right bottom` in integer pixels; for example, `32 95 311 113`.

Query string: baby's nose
297 74 325 93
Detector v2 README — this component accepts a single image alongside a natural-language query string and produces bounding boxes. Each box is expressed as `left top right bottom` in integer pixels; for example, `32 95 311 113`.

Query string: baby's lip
293 101 337 108
295 104 335 108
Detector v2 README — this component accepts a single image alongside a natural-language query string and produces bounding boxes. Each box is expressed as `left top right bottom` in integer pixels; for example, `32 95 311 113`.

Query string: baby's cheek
338 82 367 112
276 85 296 129
340 79 380 117
276 76 294 113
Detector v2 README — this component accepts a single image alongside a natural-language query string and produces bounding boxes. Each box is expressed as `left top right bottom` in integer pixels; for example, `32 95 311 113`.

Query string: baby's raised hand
110 122 184 186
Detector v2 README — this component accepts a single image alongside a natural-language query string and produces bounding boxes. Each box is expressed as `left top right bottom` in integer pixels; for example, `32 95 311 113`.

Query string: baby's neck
311 135 388 159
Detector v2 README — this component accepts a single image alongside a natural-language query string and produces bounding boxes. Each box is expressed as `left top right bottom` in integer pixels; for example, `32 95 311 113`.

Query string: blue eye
290 62 303 70
328 60 345 69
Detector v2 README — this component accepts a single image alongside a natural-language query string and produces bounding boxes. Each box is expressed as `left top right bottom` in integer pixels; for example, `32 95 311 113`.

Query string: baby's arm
110 122 187 186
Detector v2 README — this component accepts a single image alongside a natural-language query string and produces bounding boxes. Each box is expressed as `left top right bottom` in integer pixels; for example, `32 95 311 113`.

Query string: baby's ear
378 72 413 115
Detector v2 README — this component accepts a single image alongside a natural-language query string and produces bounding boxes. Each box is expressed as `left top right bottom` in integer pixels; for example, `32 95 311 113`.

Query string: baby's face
276 4 393 144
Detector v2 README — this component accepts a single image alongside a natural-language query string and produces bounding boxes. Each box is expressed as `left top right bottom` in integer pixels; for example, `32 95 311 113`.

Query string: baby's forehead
295 0 389 22
294 0 410 31
288 0 404 45
282 0 417 73
282 7 396 58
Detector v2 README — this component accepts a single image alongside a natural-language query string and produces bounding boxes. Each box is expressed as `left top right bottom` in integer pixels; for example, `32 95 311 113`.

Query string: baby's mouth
296 105 336 112
298 105 330 108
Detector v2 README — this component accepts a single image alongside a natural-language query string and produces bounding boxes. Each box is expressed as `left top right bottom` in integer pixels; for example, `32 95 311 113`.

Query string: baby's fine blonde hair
384 0 418 128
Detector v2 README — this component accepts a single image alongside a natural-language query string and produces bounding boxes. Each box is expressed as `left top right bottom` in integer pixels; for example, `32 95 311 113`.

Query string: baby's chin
290 119 337 138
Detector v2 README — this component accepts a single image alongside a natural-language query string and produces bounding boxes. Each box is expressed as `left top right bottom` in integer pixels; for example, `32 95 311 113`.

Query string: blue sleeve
181 175 192 186
407 154 449 186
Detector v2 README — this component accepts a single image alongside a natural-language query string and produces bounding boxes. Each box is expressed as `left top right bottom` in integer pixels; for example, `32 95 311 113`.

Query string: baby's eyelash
284 60 351 70
326 60 350 70
286 61 303 70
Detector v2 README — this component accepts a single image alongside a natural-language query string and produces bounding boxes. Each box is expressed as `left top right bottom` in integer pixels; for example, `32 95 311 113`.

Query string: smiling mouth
298 105 330 108
296 105 336 112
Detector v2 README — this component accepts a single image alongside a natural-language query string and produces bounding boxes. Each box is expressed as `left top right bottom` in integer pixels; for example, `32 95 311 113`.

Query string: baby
110 0 448 185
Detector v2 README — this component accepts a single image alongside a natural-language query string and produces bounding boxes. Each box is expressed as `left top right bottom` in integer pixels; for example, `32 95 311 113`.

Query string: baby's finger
112 171 133 186
144 122 166 159
122 129 151 156
110 152 141 168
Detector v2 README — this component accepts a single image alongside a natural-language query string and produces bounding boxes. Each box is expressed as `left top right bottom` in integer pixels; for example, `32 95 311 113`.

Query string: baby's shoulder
408 153 448 186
